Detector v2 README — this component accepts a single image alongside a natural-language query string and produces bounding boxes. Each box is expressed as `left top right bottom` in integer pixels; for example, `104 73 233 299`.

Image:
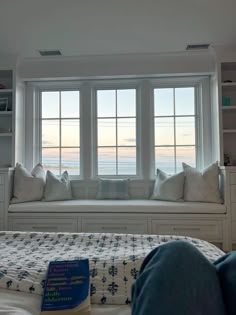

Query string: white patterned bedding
0 232 224 305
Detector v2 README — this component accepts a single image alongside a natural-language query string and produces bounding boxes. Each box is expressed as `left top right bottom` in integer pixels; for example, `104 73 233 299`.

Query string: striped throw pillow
96 179 129 200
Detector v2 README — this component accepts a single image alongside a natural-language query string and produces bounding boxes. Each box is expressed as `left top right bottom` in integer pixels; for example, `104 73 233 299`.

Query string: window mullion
173 88 177 173
116 90 118 175
59 91 62 175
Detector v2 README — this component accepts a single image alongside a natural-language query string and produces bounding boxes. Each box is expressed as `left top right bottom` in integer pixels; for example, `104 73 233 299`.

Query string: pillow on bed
151 169 184 201
11 163 46 203
44 170 72 201
96 179 129 200
183 162 222 203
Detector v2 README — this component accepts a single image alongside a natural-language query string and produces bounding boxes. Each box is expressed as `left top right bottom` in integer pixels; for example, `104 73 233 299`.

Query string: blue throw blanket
132 241 236 315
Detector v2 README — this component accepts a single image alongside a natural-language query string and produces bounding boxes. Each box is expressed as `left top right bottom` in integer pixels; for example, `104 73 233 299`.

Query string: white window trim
150 76 212 175
25 76 212 179
89 80 141 178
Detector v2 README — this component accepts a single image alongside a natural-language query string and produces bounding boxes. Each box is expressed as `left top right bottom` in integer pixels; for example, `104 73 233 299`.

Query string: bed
0 231 224 315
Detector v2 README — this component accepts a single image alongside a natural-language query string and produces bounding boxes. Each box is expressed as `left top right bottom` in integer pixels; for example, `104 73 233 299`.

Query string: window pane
42 92 59 118
42 120 59 147
61 148 80 175
154 88 174 116
98 147 116 175
97 90 116 117
42 148 60 175
61 91 80 118
61 119 80 147
155 117 174 145
118 118 136 146
117 89 136 117
98 118 116 146
175 87 195 116
176 146 196 173
176 117 195 145
118 147 136 175
155 147 175 174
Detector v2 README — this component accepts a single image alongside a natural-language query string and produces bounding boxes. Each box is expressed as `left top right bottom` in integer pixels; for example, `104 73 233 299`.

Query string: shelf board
221 82 236 87
223 129 236 133
0 133 12 137
0 89 12 93
222 106 236 110
0 111 12 115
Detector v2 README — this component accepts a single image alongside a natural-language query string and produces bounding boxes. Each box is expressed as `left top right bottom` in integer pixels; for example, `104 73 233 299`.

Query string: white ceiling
0 0 235 59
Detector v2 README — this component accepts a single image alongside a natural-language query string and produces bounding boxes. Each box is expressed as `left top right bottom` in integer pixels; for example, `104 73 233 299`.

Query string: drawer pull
173 227 201 232
101 226 127 231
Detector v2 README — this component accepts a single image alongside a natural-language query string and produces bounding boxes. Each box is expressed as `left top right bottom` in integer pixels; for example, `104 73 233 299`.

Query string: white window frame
25 81 83 178
90 80 141 178
150 76 212 175
40 89 81 176
25 76 212 180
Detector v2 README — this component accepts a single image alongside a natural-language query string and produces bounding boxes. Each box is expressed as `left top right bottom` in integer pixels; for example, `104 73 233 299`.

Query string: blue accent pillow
96 179 129 200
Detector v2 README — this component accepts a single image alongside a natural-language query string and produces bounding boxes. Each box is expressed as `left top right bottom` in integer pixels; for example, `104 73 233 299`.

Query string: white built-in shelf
0 133 12 137
221 82 236 87
222 106 236 110
0 111 12 115
223 129 236 134
0 89 12 93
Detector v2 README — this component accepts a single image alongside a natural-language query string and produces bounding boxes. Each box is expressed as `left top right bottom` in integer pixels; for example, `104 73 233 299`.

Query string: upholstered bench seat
8 199 226 214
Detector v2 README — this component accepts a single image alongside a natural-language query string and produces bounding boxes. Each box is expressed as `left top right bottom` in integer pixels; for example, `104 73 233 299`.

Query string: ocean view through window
96 89 137 175
154 87 196 174
41 90 80 175
32 77 210 178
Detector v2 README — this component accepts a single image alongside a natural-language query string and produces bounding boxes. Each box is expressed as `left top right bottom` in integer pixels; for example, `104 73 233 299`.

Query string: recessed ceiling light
186 44 210 50
38 50 62 56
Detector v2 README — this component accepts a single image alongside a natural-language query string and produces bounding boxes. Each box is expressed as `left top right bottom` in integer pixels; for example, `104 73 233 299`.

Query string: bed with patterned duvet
0 231 224 315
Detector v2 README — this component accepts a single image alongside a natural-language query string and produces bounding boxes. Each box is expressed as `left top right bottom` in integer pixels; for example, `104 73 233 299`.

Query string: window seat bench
8 199 226 214
7 199 229 251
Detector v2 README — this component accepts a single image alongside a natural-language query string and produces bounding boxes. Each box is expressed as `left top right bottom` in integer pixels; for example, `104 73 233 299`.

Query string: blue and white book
41 259 91 315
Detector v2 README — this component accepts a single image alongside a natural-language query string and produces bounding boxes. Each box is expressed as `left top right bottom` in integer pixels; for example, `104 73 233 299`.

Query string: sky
41 87 196 175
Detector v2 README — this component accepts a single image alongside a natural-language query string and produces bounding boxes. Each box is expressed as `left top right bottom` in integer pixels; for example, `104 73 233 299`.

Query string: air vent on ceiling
38 50 62 56
186 44 210 50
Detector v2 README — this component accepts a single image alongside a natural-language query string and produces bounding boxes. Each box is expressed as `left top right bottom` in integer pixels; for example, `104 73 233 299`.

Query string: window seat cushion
8 199 226 214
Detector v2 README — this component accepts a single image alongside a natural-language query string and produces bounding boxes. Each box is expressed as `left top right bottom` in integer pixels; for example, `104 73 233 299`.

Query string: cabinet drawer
232 221 236 242
81 217 148 234
232 203 236 220
230 186 236 202
8 217 78 232
0 174 4 185
0 186 4 201
230 173 236 185
151 219 223 241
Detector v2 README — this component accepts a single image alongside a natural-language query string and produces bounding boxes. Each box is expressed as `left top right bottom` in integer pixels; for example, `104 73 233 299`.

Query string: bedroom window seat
8 199 228 251
8 199 226 214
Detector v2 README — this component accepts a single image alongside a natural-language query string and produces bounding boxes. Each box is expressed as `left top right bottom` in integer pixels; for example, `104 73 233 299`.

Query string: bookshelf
0 66 25 167
220 62 236 166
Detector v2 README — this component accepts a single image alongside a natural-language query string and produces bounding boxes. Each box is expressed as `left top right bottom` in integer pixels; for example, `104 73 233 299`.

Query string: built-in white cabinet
0 168 13 230
0 70 14 167
0 65 25 168
220 62 236 166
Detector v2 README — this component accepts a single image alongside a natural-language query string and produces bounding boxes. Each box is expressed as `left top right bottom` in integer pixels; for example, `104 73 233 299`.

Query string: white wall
18 51 215 80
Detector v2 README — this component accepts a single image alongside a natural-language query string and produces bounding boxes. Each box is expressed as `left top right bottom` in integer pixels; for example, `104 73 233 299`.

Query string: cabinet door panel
231 186 236 202
151 219 222 241
0 174 4 185
82 217 148 234
8 217 78 232
0 186 4 201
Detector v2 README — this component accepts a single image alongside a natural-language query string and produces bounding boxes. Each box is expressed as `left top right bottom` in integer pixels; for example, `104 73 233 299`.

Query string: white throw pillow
183 162 222 203
44 170 72 201
11 163 46 203
151 169 184 201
